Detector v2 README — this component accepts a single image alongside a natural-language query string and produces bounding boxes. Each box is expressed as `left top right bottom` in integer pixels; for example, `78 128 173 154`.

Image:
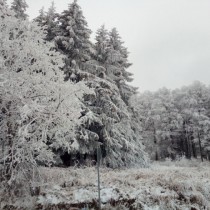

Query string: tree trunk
184 137 189 159
207 151 210 161
154 128 159 161
198 132 203 162
192 141 197 158
187 136 192 159
183 122 189 158
155 150 159 161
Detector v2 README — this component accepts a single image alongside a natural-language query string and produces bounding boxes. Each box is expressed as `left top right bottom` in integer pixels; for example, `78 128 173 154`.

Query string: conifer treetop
11 0 28 19
56 0 92 70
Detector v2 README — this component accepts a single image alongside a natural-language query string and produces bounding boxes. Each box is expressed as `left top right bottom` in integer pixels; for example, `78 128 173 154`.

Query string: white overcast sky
8 0 210 91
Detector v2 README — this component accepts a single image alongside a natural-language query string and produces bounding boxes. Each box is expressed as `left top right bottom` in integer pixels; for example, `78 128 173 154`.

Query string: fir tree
39 1 148 168
95 26 137 104
34 2 58 41
95 25 109 64
72 25 148 167
11 0 28 19
45 1 58 41
55 0 92 80
34 7 46 27
107 28 137 104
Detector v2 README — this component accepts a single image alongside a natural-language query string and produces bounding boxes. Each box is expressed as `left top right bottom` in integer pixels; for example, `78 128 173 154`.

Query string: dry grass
1 160 210 209
35 160 210 210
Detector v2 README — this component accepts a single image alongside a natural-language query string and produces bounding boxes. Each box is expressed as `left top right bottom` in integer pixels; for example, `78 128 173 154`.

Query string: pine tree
95 26 137 104
40 1 148 168
55 0 92 80
95 25 109 64
34 2 58 41
45 1 58 41
11 0 28 19
34 7 46 27
80 25 147 167
107 28 137 104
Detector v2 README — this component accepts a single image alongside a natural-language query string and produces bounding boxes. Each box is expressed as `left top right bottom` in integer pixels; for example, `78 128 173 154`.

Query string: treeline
131 81 210 161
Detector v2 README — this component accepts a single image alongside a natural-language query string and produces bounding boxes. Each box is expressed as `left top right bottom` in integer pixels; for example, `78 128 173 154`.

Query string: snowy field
2 159 209 210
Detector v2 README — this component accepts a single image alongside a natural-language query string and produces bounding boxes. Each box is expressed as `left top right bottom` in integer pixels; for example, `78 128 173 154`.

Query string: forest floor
1 159 210 210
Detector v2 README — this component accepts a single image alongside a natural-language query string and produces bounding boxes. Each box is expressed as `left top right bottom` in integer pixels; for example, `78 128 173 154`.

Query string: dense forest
131 82 210 161
0 0 210 209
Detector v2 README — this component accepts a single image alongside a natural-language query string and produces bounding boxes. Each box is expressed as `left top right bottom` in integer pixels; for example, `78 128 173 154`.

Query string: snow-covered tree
11 0 28 19
34 2 58 41
32 1 148 168
80 77 148 168
33 7 46 27
95 25 109 64
45 1 58 41
0 9 92 196
55 0 92 81
133 82 210 161
95 27 137 104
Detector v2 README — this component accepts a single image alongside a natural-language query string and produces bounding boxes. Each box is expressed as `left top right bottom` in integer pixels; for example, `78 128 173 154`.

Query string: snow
1 161 210 209
74 189 97 203
33 161 210 209
100 188 119 203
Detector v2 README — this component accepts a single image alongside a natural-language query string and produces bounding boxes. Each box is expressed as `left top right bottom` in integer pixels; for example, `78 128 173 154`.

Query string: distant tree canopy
131 81 210 161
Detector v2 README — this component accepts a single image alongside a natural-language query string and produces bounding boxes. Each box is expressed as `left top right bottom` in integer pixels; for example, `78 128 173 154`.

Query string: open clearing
2 160 209 210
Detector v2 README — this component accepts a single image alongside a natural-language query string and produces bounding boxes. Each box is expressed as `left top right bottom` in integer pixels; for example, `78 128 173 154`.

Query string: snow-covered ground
1 160 210 210
38 160 210 210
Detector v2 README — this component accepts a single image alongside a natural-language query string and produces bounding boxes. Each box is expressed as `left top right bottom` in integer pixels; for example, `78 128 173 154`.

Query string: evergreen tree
34 6 46 27
11 0 28 19
107 28 137 104
36 1 148 168
95 25 109 64
45 1 58 41
34 2 58 41
95 26 137 104
73 25 147 167
55 0 92 80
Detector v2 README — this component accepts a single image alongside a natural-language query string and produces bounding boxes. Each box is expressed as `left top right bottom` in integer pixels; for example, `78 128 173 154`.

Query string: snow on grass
1 160 209 209
35 160 210 210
